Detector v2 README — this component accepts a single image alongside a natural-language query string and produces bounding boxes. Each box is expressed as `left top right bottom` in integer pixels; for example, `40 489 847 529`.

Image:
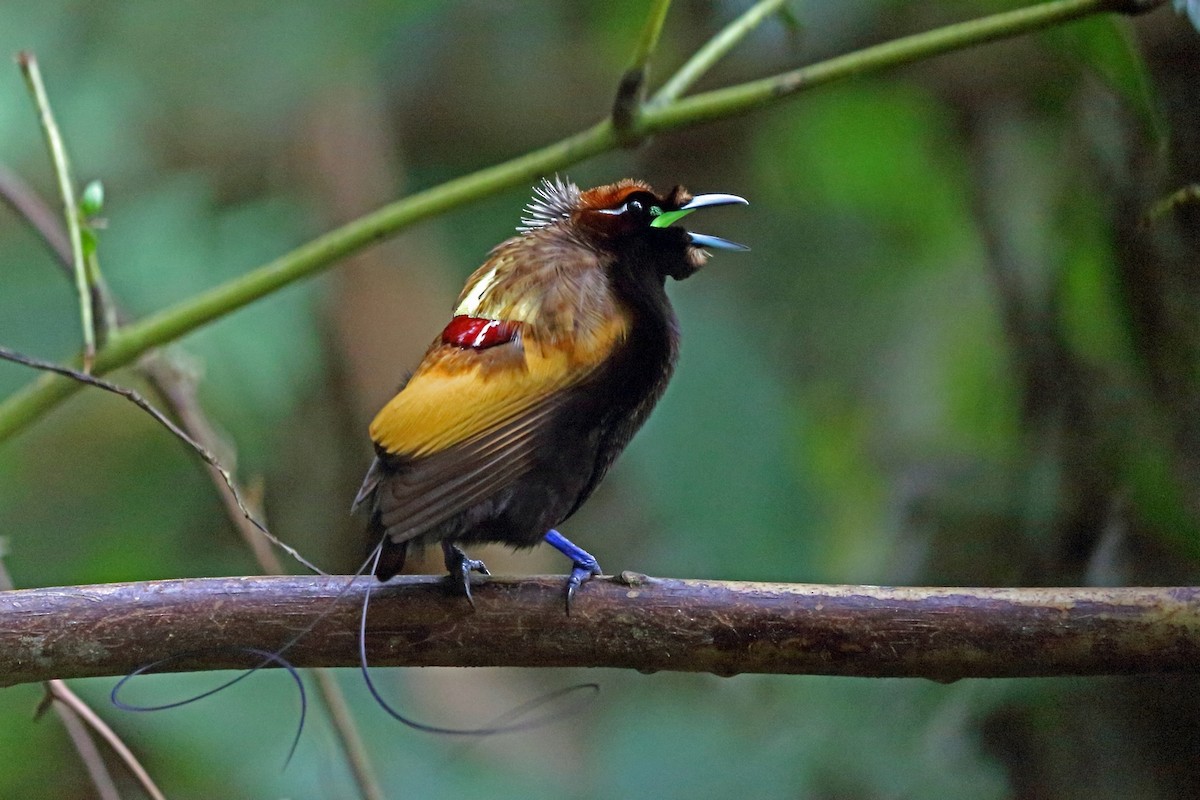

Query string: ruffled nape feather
517 176 580 233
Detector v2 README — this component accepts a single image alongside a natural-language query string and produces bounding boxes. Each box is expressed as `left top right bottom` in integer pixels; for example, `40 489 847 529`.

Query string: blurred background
3 1 1200 797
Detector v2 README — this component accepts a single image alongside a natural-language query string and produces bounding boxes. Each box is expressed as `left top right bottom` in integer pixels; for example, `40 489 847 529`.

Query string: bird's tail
355 456 409 580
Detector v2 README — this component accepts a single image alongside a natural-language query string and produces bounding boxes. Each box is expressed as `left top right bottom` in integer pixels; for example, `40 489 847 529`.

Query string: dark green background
3 2 1199 797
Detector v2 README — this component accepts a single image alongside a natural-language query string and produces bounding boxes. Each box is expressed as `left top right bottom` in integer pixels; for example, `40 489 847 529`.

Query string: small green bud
80 180 104 217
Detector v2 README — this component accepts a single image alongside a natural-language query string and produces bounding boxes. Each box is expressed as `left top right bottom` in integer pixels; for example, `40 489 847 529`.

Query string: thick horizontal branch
2 574 1197 687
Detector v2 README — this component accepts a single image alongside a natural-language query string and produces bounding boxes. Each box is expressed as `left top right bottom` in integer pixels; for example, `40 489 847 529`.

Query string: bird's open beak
650 193 750 251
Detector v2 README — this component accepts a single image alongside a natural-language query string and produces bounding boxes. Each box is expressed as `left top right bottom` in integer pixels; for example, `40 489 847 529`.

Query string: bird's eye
594 194 659 223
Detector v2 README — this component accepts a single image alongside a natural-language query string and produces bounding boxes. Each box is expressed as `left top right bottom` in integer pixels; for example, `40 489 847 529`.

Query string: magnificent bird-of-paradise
354 177 747 611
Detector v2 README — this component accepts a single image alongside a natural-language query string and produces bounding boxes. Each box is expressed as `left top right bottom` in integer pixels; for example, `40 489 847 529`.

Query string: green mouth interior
649 207 695 228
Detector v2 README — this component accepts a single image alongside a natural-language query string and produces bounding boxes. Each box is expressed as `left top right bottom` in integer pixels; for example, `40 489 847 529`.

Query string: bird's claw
442 543 489 608
564 561 602 616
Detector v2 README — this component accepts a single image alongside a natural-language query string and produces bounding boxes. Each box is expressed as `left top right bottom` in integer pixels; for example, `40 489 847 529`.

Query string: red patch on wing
441 316 519 350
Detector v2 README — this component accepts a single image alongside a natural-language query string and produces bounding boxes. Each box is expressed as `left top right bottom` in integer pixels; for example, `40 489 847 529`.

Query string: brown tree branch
3 574 1197 687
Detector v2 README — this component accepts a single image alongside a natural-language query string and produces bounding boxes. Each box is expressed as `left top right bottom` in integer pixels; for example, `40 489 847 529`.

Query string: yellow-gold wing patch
369 315 629 458
363 315 630 544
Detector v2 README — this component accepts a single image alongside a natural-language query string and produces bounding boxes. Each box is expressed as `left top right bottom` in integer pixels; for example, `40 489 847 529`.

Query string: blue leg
543 529 601 614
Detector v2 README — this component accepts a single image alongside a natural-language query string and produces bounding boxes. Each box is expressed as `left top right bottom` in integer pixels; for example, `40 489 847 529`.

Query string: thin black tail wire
111 547 384 766
113 539 600 754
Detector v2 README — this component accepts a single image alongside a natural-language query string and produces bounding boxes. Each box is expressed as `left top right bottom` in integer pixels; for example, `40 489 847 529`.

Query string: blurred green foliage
3 2 1200 798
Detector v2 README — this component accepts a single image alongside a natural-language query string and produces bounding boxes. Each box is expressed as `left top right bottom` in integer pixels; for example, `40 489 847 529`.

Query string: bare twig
16 52 97 370
140 353 287 575
0 346 321 575
1141 183 1200 227
651 0 789 106
0 163 72 264
47 697 122 800
310 671 384 800
46 681 168 800
2 574 1198 686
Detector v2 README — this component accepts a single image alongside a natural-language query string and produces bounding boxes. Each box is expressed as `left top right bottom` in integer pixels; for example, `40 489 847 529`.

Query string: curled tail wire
111 548 383 767
115 538 599 757
358 544 599 736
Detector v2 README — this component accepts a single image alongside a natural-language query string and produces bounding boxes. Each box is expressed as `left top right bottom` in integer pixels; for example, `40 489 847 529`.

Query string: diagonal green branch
0 0 1167 445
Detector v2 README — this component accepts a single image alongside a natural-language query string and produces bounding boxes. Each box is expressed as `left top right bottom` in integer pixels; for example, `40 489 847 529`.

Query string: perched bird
353 177 747 610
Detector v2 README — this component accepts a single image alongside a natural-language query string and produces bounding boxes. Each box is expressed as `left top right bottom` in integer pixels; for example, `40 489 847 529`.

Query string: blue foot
441 541 490 608
543 529 601 614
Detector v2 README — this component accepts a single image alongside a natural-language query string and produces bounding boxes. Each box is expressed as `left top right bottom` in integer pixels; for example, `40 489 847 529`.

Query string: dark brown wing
360 313 630 546
371 390 571 543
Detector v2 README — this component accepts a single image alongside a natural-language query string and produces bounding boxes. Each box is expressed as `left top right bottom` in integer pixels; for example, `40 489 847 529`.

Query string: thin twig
651 0 789 106
140 352 287 574
0 162 72 265
48 698 122 800
311 671 384 800
1141 183 1200 227
16 52 97 371
3 574 1199 685
0 346 322 575
47 681 169 800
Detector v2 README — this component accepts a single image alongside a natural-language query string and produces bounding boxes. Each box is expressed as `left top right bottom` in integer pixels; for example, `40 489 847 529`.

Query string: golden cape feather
369 314 630 458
